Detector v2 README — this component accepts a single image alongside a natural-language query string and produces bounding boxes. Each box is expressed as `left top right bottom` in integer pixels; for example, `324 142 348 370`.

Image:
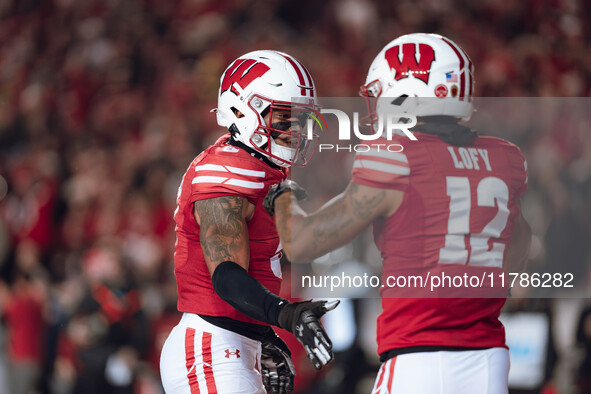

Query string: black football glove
277 299 340 370
263 180 308 216
261 331 296 394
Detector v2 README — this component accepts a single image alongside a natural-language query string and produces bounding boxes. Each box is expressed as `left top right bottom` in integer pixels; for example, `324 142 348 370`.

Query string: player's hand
263 180 308 216
277 299 340 369
261 331 295 394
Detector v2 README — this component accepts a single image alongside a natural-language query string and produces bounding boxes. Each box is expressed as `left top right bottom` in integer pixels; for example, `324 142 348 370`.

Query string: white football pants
371 348 509 394
160 313 266 394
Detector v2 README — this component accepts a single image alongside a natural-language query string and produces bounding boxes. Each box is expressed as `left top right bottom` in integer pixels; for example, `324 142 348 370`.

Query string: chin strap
228 133 281 169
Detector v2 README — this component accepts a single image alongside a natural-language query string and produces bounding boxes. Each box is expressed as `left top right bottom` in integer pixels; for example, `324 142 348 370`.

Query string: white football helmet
215 50 320 167
360 33 475 129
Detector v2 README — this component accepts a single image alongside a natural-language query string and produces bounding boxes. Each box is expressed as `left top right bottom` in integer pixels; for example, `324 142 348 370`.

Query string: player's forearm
212 261 287 325
274 193 330 262
273 192 358 262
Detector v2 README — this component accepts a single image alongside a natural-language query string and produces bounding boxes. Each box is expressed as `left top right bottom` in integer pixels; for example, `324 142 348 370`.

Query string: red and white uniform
173 134 286 324
353 132 527 393
161 134 287 393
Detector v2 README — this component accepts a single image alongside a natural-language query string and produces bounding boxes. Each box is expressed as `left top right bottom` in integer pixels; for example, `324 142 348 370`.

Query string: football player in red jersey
265 34 532 394
160 50 338 394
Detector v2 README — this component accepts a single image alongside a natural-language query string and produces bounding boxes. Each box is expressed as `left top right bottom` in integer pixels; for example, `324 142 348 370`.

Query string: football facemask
249 98 321 167
215 50 320 167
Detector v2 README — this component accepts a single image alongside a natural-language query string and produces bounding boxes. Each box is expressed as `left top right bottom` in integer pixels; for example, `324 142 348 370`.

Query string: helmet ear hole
391 95 409 106
231 107 245 118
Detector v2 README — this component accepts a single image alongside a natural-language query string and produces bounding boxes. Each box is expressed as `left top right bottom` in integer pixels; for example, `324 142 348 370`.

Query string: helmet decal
434 84 448 98
451 85 459 97
360 33 475 127
385 43 436 84
221 59 271 96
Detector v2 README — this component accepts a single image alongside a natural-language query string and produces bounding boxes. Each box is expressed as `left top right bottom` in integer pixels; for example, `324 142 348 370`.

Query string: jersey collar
227 137 282 170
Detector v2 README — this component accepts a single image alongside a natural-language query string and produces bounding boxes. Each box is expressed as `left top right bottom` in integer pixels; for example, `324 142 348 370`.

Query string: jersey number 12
439 176 510 268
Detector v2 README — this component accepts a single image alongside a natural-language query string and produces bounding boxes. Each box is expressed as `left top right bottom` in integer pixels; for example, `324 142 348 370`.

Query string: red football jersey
174 134 287 324
352 132 527 355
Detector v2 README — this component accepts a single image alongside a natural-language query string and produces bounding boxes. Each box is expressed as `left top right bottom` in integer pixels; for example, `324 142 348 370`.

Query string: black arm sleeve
211 261 287 326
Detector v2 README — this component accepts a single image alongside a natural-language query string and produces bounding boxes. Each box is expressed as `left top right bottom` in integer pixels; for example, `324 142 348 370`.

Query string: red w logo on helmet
385 43 435 84
221 59 271 96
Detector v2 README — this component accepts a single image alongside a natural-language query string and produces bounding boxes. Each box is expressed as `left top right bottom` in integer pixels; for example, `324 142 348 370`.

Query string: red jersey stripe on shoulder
358 149 408 163
195 164 226 172
355 154 409 169
195 164 266 178
191 176 265 189
224 165 265 177
353 159 410 176
184 328 201 394
225 179 265 189
352 169 409 188
202 332 217 393
192 176 227 184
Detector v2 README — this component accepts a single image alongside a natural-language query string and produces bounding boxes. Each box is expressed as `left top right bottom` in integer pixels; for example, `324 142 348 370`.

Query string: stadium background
0 0 590 393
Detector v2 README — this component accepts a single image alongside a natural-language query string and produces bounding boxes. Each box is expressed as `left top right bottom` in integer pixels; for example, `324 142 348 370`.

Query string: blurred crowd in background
0 0 590 393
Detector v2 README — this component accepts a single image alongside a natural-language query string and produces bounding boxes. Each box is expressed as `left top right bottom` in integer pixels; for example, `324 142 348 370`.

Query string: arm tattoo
308 184 385 253
310 205 350 251
195 196 248 263
276 183 389 261
347 183 387 218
